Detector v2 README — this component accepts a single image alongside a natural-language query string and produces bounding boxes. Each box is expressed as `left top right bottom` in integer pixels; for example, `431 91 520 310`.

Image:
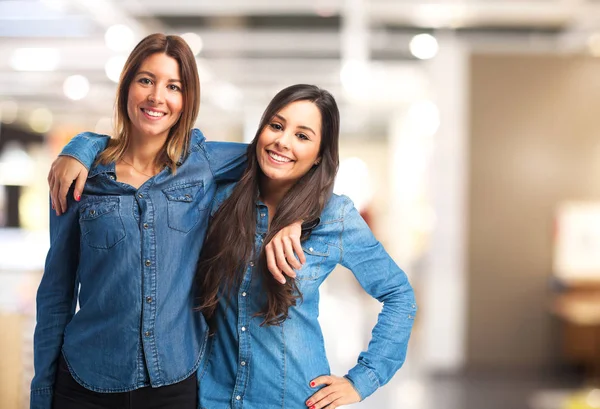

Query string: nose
147 86 165 104
274 131 292 150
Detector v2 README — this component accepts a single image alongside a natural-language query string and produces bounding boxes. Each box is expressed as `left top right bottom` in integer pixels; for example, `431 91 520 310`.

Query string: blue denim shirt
31 130 247 409
198 184 417 408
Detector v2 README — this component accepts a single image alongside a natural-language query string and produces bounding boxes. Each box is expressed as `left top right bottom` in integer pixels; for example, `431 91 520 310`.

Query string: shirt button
242 292 247 297
249 262 254 267
146 296 152 303
240 361 246 366
260 213 266 218
145 260 151 267
143 223 149 229
109 175 115 180
241 326 246 332
144 331 151 337
138 193 143 199
236 396 241 401
309 247 314 252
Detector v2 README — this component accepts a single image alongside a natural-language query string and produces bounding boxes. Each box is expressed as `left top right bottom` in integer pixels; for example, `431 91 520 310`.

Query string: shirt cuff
30 387 53 409
59 132 109 170
345 364 380 401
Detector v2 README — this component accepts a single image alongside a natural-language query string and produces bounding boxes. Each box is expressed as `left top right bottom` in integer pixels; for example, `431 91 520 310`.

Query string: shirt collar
88 161 116 178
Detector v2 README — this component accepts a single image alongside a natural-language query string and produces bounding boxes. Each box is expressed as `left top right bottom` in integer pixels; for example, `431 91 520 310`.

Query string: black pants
52 355 197 409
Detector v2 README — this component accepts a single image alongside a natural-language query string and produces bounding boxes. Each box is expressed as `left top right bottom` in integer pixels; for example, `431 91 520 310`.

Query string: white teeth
143 109 165 117
268 151 292 163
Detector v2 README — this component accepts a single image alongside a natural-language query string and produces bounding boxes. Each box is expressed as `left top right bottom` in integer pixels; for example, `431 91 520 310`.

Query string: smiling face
126 52 183 141
256 100 322 190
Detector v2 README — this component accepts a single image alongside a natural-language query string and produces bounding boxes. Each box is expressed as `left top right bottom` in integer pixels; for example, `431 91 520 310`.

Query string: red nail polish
75 195 81 201
310 406 315 409
306 401 312 407
310 381 315 387
51 203 55 209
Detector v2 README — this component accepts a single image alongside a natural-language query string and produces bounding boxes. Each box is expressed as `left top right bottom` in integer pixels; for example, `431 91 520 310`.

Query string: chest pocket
297 240 330 280
79 197 126 249
162 181 206 233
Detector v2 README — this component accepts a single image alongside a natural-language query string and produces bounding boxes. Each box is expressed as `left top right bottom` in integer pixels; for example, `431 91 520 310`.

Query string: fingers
310 390 342 409
266 242 286 284
50 170 62 216
310 376 333 388
58 178 70 215
48 170 56 212
291 233 306 265
282 236 302 271
73 172 86 202
272 238 296 279
47 156 89 215
290 222 306 264
305 376 361 409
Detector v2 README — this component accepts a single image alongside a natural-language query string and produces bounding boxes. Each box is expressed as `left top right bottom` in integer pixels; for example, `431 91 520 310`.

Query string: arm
30 196 81 409
308 200 417 407
49 132 111 215
201 138 248 182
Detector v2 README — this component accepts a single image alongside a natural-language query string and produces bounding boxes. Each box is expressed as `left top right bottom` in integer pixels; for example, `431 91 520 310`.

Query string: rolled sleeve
59 132 111 170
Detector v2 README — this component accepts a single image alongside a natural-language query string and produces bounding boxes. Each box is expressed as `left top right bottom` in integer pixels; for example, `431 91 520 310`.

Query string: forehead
276 100 321 130
137 53 181 78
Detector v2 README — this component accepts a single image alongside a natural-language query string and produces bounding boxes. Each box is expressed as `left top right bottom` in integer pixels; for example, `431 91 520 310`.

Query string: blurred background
2 0 600 408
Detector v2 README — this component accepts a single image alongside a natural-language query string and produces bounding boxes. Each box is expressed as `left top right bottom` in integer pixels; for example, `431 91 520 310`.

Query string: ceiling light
10 48 60 71
105 24 135 52
63 75 90 101
181 32 203 56
409 34 439 60
105 55 127 83
29 107 53 133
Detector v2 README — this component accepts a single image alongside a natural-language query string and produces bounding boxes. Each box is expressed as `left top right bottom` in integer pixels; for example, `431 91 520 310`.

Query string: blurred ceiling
0 0 599 138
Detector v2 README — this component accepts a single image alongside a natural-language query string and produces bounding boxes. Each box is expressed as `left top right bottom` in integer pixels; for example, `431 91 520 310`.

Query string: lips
267 150 293 163
141 108 166 118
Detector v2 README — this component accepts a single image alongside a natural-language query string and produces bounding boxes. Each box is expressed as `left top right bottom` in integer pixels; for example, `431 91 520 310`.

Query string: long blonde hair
98 33 200 172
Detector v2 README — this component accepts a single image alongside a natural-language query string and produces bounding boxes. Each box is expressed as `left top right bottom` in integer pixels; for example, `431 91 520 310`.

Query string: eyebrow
274 114 316 136
137 71 182 83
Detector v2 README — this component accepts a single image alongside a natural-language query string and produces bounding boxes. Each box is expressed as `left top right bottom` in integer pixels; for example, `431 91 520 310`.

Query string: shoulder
188 128 207 153
211 182 239 215
319 193 354 223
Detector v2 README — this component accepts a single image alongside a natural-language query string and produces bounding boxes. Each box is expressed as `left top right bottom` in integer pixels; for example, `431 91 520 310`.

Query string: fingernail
51 203 55 209
306 401 313 407
310 381 316 387
75 195 81 201
310 406 315 409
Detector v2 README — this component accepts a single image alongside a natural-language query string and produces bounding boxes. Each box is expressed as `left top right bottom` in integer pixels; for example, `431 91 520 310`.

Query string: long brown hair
196 84 340 326
97 33 200 172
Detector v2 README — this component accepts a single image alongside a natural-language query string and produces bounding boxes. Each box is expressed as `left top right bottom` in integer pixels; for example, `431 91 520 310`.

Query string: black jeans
52 355 197 409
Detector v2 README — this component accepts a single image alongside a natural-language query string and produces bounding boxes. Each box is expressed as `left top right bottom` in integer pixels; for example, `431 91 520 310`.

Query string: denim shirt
31 130 247 409
198 183 417 408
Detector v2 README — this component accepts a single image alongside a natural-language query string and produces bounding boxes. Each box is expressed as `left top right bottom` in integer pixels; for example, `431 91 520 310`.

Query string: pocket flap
302 241 329 257
80 199 119 220
163 182 203 202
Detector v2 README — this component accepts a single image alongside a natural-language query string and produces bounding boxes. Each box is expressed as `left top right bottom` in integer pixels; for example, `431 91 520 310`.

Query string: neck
124 130 167 169
258 175 293 213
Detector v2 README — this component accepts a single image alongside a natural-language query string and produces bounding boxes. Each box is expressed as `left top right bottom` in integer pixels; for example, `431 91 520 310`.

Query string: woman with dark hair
33 34 302 409
195 84 417 409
